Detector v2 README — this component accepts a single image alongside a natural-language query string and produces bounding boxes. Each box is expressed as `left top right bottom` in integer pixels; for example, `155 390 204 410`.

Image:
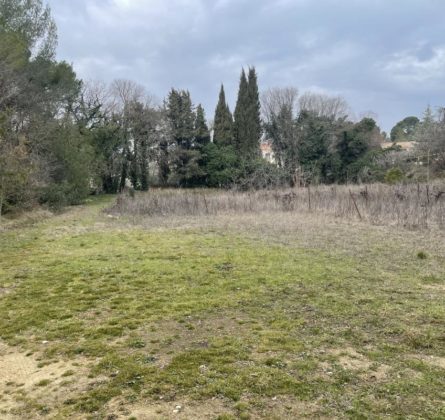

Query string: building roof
260 142 273 153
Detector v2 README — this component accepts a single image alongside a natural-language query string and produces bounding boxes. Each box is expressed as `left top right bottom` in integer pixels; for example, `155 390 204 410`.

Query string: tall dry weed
108 182 445 229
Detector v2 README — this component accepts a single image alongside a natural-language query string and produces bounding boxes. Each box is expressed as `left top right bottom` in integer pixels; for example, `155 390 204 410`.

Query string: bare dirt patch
410 354 445 370
423 284 445 292
106 395 323 419
107 396 234 419
330 347 373 371
319 347 390 382
0 341 93 419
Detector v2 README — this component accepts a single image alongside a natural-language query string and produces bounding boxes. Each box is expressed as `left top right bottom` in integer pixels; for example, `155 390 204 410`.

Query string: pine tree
194 104 210 147
213 84 233 146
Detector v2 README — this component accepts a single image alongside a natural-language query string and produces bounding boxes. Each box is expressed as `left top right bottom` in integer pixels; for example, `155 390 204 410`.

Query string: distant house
260 140 276 164
382 141 417 152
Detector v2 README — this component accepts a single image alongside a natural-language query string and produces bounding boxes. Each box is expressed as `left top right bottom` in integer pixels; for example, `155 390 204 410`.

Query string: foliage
0 5 92 213
390 116 419 142
39 120 95 207
384 167 404 184
213 85 234 147
166 89 195 149
414 107 445 177
233 68 261 160
202 143 239 188
335 118 382 183
194 104 210 147
168 148 206 187
235 158 287 190
0 0 57 59
266 105 384 185
165 89 209 187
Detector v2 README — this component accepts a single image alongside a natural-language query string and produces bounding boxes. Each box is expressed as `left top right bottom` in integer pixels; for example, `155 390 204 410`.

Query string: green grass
0 196 444 419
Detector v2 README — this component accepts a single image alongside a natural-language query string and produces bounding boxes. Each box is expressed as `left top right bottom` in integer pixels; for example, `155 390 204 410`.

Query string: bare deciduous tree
261 86 298 123
298 92 349 120
110 79 146 112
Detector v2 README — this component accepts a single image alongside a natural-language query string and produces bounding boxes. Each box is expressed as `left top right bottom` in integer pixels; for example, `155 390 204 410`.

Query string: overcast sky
51 0 445 132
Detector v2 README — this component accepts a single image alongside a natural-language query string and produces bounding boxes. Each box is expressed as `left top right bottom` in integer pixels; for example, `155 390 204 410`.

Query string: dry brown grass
108 182 445 229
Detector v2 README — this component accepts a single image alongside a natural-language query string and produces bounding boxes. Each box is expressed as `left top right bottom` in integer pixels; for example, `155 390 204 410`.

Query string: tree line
1 0 443 216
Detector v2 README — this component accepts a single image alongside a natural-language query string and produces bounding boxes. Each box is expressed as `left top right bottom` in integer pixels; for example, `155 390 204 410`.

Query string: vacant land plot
0 193 444 419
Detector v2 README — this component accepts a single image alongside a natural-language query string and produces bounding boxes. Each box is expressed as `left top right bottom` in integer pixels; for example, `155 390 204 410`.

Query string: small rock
42 341 49 344
272 396 277 401
110 370 119 377
175 405 182 410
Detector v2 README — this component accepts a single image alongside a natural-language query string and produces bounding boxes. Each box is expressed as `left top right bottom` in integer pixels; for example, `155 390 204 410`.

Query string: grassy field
0 194 444 419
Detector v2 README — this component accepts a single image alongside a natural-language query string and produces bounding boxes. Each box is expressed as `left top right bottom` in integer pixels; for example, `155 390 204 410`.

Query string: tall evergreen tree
166 89 207 187
233 69 249 154
158 139 170 186
213 84 233 146
194 104 210 147
246 67 262 156
167 89 195 149
234 67 261 159
336 118 379 182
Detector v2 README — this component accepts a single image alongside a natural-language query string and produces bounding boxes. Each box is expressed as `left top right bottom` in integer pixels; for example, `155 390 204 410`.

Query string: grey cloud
51 0 445 131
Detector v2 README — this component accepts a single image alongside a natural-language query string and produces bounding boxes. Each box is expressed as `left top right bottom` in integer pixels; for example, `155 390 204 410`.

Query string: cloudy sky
51 0 445 132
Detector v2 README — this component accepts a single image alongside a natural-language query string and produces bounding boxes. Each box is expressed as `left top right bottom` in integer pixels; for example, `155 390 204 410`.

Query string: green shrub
385 167 404 184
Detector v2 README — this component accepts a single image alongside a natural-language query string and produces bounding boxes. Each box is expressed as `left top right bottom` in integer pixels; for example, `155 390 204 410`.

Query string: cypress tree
233 69 249 155
234 67 261 159
246 67 262 157
213 84 234 146
194 104 210 147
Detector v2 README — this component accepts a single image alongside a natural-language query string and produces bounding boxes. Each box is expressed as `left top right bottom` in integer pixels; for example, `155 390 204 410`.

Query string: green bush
384 167 404 184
